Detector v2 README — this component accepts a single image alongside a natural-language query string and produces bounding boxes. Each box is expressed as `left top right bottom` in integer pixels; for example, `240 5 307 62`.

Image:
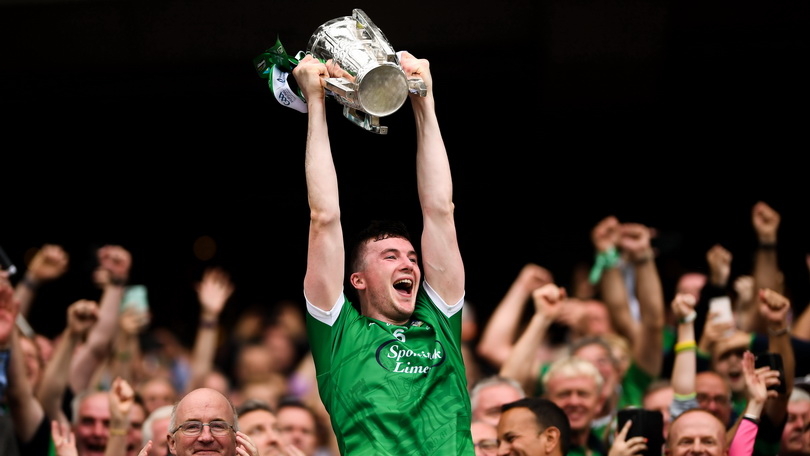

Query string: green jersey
306 283 474 456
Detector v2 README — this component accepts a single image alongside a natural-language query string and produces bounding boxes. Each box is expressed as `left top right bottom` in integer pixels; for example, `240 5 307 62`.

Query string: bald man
665 409 728 456
167 388 256 456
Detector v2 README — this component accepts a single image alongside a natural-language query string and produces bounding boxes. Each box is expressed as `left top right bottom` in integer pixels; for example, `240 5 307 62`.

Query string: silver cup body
307 10 409 118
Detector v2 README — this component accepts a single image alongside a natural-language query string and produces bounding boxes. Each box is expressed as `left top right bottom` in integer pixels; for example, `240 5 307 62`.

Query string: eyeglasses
171 420 234 436
474 438 498 451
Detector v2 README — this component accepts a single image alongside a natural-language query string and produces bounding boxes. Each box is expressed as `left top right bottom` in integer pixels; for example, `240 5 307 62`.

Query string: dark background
2 0 808 346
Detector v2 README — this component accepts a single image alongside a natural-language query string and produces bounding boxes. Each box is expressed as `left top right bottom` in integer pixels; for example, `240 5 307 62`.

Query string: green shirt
568 430 607 456
306 284 474 456
595 362 656 444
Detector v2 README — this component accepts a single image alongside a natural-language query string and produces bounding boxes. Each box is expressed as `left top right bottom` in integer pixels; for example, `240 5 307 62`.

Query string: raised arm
751 201 783 293
499 284 566 396
476 263 553 369
69 245 130 394
51 419 79 456
37 299 98 425
105 306 150 386
105 376 135 456
591 216 637 343
619 223 665 378
400 51 464 305
296 55 345 311
705 244 732 294
670 293 698 397
4 284 45 444
727 351 778 456
668 292 703 424
733 275 758 332
757 288 793 425
13 244 69 318
747 201 783 335
187 267 233 392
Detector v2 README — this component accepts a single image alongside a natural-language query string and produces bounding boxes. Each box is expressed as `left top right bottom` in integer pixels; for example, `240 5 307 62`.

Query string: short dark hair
276 396 328 446
502 397 570 455
276 396 317 418
236 398 276 416
349 220 412 273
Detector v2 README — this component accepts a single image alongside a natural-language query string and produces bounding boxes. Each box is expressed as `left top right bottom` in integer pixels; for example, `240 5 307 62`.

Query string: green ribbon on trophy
253 37 309 113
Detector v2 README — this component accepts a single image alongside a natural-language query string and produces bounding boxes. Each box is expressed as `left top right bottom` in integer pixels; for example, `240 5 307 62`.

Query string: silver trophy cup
307 9 426 134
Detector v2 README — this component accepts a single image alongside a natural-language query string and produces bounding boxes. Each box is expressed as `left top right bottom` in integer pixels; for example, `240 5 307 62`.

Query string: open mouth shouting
394 278 414 295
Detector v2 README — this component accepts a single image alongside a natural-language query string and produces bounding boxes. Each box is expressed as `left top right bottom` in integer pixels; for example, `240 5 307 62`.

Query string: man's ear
168 434 177 455
350 272 365 290
544 426 561 454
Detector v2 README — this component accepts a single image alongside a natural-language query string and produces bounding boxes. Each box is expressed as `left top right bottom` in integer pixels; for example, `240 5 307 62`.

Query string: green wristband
588 247 620 284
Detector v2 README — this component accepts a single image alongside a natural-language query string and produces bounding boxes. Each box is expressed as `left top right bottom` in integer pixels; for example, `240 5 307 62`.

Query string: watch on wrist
679 311 697 324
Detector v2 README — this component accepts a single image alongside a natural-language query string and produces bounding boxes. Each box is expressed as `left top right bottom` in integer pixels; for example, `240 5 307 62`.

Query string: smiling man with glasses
167 387 258 456
172 421 235 436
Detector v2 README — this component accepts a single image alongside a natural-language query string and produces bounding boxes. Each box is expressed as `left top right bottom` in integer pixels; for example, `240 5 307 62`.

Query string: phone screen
121 285 149 313
709 296 733 323
755 352 786 394
709 296 735 336
617 408 664 456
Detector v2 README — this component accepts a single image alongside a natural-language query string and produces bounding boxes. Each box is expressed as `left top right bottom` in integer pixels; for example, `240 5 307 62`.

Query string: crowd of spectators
2 200 809 455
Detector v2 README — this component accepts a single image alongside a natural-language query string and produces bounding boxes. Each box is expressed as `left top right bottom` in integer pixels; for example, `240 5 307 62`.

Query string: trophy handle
324 78 358 104
408 78 427 97
343 107 388 135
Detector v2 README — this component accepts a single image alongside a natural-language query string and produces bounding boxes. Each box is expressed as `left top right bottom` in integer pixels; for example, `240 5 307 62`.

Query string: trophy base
343 107 388 135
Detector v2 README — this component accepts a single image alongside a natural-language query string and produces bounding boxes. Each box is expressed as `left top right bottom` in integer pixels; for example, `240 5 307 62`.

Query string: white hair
71 390 107 425
541 355 604 392
470 375 526 412
142 405 174 446
790 387 810 403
